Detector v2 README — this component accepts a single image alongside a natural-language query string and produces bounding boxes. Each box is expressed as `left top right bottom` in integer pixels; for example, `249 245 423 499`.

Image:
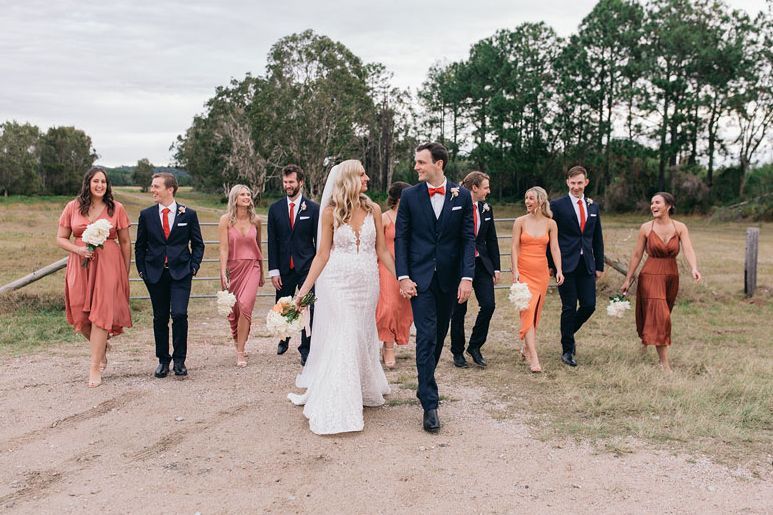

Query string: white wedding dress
288 212 390 435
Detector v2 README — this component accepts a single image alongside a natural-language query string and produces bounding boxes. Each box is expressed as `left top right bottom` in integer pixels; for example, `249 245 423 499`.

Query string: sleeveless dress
58 200 132 335
636 223 680 346
226 224 263 340
517 231 550 340
288 213 390 435
375 212 413 345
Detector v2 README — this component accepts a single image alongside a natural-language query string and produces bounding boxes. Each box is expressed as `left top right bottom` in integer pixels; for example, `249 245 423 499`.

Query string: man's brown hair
282 164 305 183
152 172 178 195
461 170 490 190
567 165 588 179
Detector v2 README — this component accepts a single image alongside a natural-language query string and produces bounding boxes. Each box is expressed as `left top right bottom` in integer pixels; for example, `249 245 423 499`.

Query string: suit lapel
565 195 582 234
419 183 437 227
149 206 164 239
289 197 301 234
436 182 455 233
168 205 183 238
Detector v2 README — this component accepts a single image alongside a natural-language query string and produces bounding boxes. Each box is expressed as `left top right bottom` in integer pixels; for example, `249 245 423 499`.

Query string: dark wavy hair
77 166 115 217
386 181 410 209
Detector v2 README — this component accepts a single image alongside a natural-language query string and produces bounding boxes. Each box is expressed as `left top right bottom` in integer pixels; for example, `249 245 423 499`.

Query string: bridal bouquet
265 292 317 339
80 219 113 267
216 290 237 316
607 294 631 318
508 282 532 311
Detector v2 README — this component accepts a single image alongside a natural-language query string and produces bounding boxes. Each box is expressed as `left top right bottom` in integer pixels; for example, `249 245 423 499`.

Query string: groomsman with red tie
449 171 501 368
267 165 320 366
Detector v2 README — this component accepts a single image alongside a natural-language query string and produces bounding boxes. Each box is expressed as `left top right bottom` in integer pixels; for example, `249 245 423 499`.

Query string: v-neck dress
636 224 681 346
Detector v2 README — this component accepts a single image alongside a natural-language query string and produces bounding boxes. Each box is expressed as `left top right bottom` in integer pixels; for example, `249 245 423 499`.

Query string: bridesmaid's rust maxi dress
636 222 680 346
376 212 413 345
226 224 263 340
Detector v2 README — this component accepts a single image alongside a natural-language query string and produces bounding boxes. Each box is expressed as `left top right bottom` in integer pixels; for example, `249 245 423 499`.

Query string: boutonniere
177 205 186 215
482 202 490 212
586 198 593 206
450 187 459 199
300 201 307 212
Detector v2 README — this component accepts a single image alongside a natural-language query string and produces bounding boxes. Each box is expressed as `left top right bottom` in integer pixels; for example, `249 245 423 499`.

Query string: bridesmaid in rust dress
621 192 701 372
376 182 412 369
56 167 132 387
511 187 563 373
218 185 264 367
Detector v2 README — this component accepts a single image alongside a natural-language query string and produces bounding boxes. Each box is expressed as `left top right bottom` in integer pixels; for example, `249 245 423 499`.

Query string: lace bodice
332 212 376 256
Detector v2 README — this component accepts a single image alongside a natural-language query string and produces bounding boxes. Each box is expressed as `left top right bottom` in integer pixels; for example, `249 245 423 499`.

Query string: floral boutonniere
300 201 307 212
586 198 594 206
482 202 490 212
177 205 186 215
450 187 460 199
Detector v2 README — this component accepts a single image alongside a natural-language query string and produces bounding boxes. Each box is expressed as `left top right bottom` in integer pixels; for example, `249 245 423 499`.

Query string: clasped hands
399 278 417 299
399 278 473 304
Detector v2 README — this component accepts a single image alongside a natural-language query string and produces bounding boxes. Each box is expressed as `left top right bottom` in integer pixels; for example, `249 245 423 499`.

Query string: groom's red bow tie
428 186 445 197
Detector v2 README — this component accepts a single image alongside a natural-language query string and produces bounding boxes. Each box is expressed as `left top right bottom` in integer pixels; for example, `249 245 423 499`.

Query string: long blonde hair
225 184 260 226
525 186 552 218
329 160 373 228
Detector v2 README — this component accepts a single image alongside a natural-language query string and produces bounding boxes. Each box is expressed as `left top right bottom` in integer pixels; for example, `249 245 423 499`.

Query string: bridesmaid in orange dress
56 167 132 387
621 192 701 372
376 181 412 368
218 185 264 367
511 187 563 372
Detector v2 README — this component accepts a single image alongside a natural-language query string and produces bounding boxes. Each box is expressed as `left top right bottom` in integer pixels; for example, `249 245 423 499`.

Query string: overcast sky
0 0 767 166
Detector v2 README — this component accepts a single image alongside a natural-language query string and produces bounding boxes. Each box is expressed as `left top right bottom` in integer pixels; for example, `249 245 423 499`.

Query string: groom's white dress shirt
158 201 177 227
569 191 586 254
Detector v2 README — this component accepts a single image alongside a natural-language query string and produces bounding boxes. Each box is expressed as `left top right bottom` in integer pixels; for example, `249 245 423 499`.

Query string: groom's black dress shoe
561 353 577 367
423 409 440 433
467 348 487 368
452 354 469 368
173 362 188 377
154 363 169 378
277 340 288 355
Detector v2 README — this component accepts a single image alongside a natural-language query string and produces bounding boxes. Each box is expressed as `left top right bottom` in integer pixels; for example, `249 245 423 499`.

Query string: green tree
0 121 42 195
39 126 97 195
133 158 154 191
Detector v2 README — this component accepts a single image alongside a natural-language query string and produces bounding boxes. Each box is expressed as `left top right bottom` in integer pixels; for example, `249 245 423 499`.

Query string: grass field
0 187 770 468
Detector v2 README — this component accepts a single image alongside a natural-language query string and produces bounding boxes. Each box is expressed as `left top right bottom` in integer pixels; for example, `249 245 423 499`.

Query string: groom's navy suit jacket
135 204 205 284
394 181 476 292
267 196 319 277
548 195 604 274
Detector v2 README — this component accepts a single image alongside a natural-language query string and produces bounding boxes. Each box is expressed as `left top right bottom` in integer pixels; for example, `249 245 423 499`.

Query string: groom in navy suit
135 172 205 378
548 166 604 367
395 142 476 433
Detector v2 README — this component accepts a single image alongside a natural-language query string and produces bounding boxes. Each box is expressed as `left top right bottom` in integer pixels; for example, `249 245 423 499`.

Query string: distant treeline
174 0 772 216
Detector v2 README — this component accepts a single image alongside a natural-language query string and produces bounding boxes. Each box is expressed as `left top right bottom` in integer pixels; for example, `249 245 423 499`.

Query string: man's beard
286 187 300 198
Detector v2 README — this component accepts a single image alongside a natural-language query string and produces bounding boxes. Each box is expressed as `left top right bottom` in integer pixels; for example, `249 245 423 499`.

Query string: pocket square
451 206 462 211
484 217 492 221
590 214 597 217
299 216 310 220
178 223 188 226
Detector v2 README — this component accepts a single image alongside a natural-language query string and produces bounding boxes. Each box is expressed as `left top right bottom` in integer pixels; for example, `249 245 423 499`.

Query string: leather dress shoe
277 340 289 355
467 348 487 367
561 353 577 367
423 409 440 433
154 363 169 378
452 354 469 368
173 362 188 376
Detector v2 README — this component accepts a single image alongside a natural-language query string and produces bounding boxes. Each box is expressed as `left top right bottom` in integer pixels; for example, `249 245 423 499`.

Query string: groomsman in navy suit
267 164 319 366
395 142 476 433
450 171 501 368
135 172 205 378
548 166 604 367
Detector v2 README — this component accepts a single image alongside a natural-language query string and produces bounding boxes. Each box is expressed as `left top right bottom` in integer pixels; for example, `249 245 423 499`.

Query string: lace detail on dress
288 213 390 435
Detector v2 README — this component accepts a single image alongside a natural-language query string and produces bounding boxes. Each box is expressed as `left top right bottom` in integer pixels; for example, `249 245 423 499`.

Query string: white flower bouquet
509 282 532 311
265 292 316 339
216 289 237 316
80 219 113 267
607 294 631 318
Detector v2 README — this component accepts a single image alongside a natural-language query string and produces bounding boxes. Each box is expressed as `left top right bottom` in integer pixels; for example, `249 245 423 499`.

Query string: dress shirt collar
159 200 177 214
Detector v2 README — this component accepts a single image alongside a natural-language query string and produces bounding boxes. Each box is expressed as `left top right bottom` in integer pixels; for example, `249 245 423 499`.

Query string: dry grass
0 194 770 467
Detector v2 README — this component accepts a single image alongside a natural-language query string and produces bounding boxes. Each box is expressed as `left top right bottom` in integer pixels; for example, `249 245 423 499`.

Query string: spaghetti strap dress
517 231 550 340
636 222 680 346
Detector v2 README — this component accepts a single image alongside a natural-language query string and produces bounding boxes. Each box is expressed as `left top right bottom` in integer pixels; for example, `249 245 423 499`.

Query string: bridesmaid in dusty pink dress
218 185 264 367
376 182 412 368
56 167 132 387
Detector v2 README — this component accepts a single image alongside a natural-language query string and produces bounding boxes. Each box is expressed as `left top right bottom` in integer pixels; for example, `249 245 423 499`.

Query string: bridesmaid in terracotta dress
621 192 701 372
376 181 412 369
218 185 264 367
56 166 132 387
511 187 563 372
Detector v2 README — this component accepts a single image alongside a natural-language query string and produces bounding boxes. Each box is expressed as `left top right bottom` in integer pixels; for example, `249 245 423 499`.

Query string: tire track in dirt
1 391 145 451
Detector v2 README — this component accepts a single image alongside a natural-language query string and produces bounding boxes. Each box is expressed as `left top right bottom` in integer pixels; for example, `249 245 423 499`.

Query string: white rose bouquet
607 294 631 318
80 219 113 267
216 290 237 316
509 282 532 311
265 292 317 339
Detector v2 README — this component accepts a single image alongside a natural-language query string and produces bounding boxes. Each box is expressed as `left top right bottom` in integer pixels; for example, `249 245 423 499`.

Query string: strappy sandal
236 352 247 368
383 344 396 369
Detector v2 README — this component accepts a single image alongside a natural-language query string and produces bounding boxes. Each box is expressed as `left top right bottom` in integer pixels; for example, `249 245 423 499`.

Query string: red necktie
162 208 171 239
577 199 586 233
428 186 445 197
473 201 479 257
289 202 295 269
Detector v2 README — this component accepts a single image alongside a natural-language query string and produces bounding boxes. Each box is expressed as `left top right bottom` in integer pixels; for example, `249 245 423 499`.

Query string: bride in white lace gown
288 160 396 435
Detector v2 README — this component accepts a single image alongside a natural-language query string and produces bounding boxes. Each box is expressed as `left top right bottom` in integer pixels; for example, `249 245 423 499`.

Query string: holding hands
399 278 417 298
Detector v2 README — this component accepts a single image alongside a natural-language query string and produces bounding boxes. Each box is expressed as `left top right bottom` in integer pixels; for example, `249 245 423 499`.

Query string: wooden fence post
745 227 759 297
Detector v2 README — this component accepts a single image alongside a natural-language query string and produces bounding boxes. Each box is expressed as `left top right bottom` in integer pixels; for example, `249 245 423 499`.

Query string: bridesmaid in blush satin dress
621 192 701 372
376 181 412 368
56 167 132 388
510 187 563 373
219 185 264 367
